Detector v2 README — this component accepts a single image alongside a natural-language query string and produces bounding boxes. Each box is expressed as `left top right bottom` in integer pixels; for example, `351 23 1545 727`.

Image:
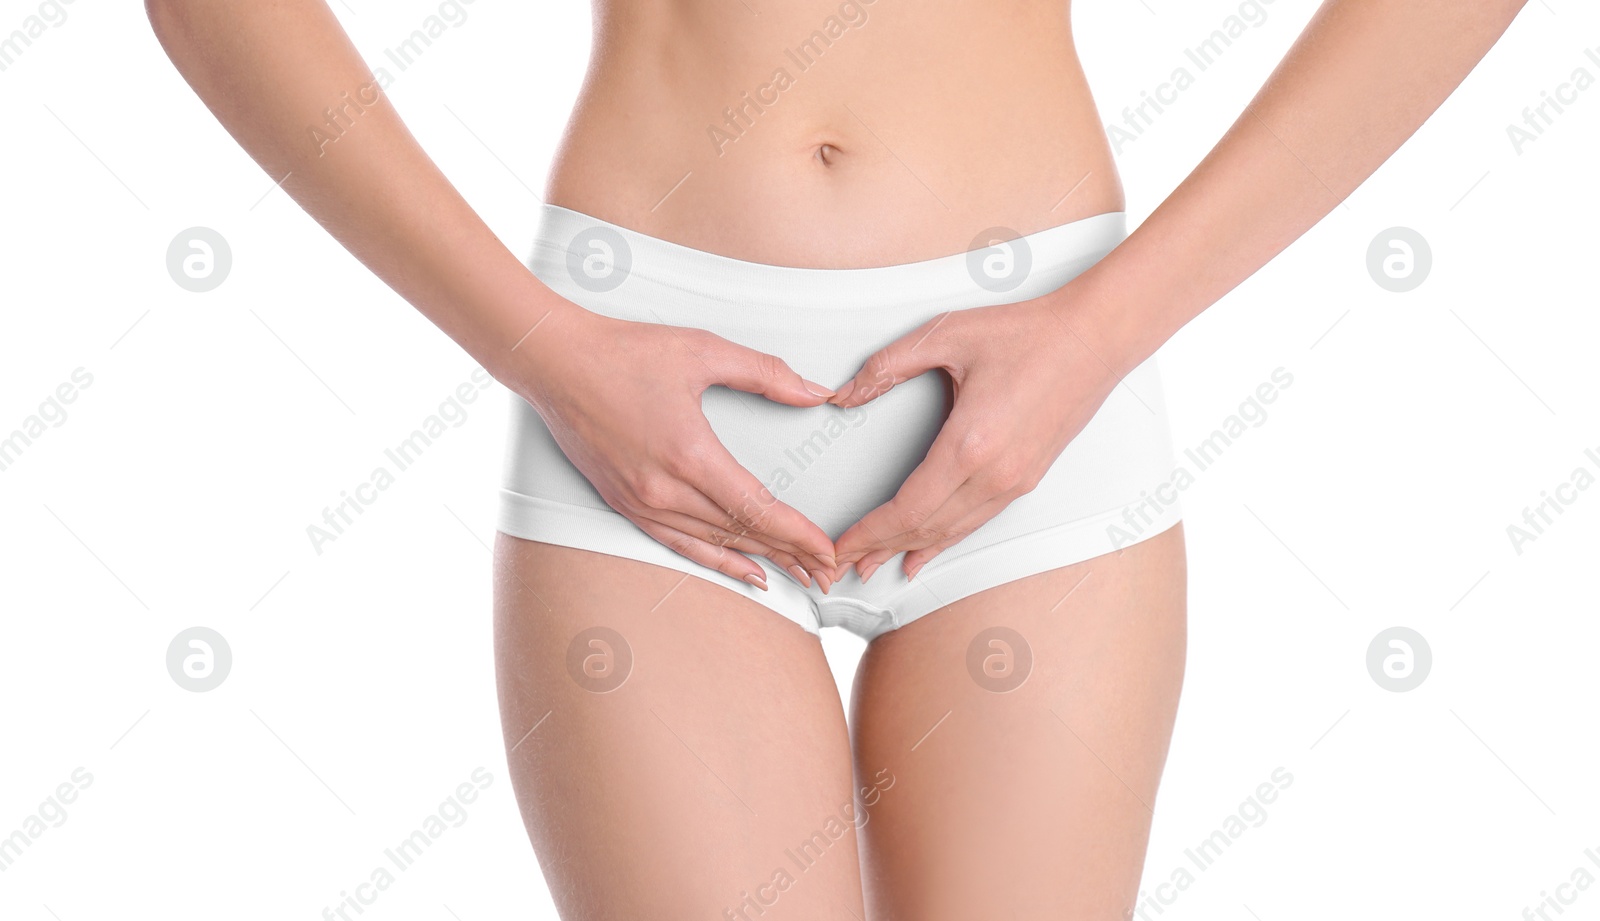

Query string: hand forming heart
824 293 1132 583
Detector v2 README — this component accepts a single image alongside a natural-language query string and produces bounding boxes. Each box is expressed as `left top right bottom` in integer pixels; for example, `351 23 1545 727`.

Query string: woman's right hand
142 0 837 591
504 305 838 592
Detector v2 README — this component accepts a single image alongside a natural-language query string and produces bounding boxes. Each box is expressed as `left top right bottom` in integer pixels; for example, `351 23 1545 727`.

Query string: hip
502 202 1178 545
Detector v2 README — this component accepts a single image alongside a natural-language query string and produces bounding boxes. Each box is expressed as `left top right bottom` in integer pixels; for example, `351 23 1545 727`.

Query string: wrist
1039 270 1155 380
481 285 596 405
1048 219 1210 376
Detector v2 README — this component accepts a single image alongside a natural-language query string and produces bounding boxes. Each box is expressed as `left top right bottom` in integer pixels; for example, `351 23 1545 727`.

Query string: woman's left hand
827 293 1132 583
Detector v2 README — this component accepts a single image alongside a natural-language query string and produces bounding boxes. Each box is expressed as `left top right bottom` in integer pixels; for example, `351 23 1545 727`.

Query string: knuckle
981 454 1025 490
738 500 775 535
704 551 740 576
631 474 676 509
892 505 931 533
953 429 995 472
660 443 704 480
1015 467 1045 496
600 484 641 517
716 501 750 536
906 525 966 546
754 350 784 386
713 526 747 550
864 351 898 394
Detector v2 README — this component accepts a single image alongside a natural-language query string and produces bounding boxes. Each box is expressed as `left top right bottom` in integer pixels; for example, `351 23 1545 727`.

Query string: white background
2 0 1596 918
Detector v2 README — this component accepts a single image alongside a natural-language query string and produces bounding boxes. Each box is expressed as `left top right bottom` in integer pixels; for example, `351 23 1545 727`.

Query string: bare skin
147 0 1526 917
493 535 870 920
849 526 1186 919
494 524 1185 920
549 0 1125 266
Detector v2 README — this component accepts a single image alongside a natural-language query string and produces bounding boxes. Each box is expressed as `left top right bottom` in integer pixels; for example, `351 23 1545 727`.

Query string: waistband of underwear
525 203 1128 316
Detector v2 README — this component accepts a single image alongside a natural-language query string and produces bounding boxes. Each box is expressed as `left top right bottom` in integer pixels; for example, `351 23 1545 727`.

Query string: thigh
492 533 866 921
851 524 1187 921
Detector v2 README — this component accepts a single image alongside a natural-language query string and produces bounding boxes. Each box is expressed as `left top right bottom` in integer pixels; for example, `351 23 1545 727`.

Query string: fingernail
802 379 836 398
904 562 921 582
831 380 857 404
859 562 880 583
787 564 812 588
743 573 768 591
814 570 833 594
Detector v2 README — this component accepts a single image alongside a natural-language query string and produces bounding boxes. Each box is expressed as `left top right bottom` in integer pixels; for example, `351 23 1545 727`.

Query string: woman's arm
146 0 840 589
145 0 546 377
828 0 1530 579
1071 0 1529 370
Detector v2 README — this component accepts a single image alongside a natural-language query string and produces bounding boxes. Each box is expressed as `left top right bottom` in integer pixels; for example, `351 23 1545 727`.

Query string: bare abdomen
545 0 1122 268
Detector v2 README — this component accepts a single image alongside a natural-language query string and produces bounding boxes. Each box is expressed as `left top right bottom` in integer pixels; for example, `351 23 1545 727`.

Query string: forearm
1063 0 1528 369
146 0 572 381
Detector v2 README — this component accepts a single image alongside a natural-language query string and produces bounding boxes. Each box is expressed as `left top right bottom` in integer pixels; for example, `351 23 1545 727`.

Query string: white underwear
498 204 1182 640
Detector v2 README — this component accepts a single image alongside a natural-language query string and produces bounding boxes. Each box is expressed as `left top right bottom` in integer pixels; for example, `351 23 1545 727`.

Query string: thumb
830 317 950 408
705 339 836 407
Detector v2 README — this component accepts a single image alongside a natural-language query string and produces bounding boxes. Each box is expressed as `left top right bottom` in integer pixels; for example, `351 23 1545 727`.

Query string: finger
900 493 1014 580
833 414 990 564
649 507 812 588
830 313 954 408
693 450 838 572
855 548 898 584
633 518 770 590
700 478 839 582
623 419 837 577
670 488 834 581
836 474 992 564
695 335 835 408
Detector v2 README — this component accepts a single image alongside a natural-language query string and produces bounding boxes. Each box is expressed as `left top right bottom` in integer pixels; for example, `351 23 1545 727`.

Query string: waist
544 0 1119 268
525 203 1126 320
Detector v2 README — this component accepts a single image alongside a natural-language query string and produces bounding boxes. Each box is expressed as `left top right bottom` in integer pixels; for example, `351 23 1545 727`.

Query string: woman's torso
545 0 1120 268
